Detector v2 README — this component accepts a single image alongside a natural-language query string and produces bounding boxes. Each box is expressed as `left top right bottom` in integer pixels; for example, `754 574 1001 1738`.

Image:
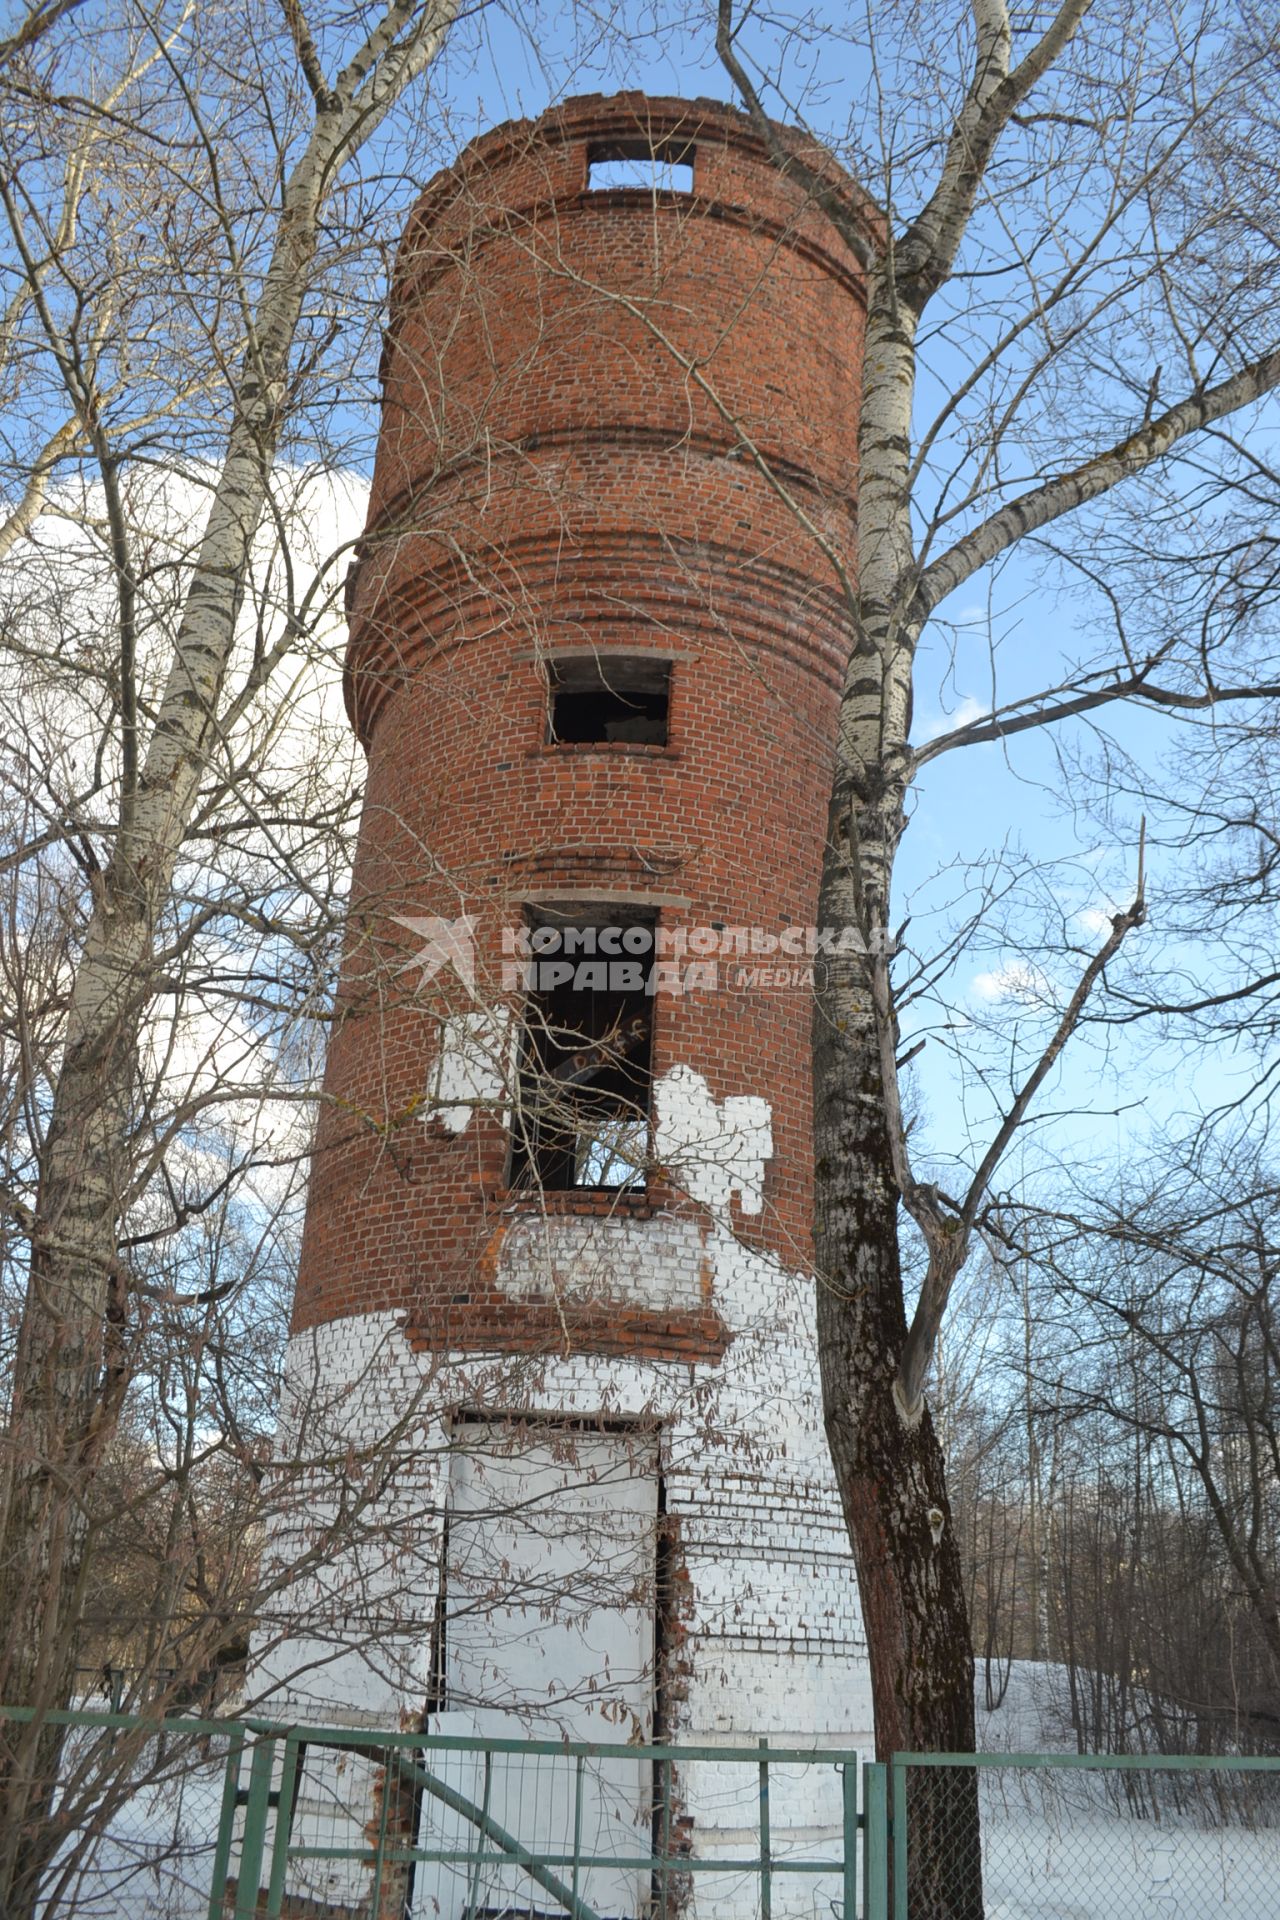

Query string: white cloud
0 462 367 782
971 960 1052 1006
4 462 370 1215
917 693 991 743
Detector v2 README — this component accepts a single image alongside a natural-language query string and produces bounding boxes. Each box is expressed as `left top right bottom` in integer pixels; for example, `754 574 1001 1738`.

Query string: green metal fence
1 1707 866 1920
220 1722 864 1920
7 1706 1280 1920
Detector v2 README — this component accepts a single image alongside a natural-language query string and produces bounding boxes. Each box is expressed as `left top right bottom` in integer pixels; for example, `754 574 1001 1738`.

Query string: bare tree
1017 1134 1280 1749
8 6 1280 1915
0 0 461 1900
701 3 1280 1895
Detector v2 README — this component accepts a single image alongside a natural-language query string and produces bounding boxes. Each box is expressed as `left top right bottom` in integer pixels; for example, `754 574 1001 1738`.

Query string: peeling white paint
264 1051 871 1913
654 1063 772 1214
427 1007 512 1132
261 1310 872 1723
499 1210 708 1311
426 1015 772 1219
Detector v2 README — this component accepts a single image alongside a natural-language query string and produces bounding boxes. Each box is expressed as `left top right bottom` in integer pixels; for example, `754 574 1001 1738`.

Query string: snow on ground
46 1667 1280 1919
972 1663 1280 1919
976 1660 1071 1754
49 1723 231 1920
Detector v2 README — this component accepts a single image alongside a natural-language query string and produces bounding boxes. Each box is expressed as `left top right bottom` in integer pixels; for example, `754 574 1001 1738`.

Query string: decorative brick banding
294 94 868 1351
264 96 877 1847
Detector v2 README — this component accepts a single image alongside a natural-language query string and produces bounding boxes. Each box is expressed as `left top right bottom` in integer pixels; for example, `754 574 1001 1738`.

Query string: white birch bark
0 2 457 1901
722 3 1280 1897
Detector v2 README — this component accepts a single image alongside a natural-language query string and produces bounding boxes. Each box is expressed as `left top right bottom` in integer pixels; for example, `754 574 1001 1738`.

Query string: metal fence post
891 1758 908 1920
366 1742 394 1920
264 1734 302 1920
840 1761 858 1920
235 1734 278 1920
862 1762 888 1920
207 1730 246 1920
571 1752 585 1917
758 1738 772 1920
464 1749 494 1920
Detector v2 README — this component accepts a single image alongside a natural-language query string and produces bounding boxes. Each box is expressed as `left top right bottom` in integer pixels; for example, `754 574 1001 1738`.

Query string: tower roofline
396 88 881 285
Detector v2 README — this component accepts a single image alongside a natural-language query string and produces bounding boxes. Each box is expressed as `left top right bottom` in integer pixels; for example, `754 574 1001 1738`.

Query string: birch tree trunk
0 2 456 1904
720 0 1280 1908
813 278 982 1914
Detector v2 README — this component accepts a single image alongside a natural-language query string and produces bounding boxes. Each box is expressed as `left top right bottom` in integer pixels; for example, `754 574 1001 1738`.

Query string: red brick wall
292 93 866 1352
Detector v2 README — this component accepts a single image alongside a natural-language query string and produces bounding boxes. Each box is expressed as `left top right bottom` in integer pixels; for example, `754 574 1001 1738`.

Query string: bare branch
896 825 1147 1420
918 670 1280 763
917 347 1280 618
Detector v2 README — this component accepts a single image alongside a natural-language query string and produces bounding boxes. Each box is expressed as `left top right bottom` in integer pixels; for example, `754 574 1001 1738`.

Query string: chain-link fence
2 1709 862 1920
10 1707 1280 1920
11 1712 239 1920
887 1751 1280 1920
223 1725 861 1920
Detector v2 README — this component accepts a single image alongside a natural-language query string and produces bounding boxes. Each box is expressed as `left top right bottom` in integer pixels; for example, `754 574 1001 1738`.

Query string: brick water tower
260 90 875 1903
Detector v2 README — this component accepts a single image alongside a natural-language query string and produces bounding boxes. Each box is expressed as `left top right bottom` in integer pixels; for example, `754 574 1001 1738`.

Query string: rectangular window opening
587 137 695 196
547 654 671 746
509 906 656 1192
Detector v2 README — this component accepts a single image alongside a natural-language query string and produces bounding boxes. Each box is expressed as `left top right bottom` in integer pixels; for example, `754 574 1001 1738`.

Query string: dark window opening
424 1506 449 1718
587 137 695 196
548 655 671 746
509 908 655 1191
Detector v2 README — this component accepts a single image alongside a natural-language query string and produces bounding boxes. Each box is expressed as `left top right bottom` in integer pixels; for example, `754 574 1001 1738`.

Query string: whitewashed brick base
254 1068 874 1911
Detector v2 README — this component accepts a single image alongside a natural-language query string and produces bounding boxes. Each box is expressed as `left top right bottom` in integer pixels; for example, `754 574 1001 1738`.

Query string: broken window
509 908 655 1191
547 654 671 746
586 138 695 195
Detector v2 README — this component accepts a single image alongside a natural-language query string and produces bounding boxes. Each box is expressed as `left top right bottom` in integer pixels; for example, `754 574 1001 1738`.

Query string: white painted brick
256 1065 875 1896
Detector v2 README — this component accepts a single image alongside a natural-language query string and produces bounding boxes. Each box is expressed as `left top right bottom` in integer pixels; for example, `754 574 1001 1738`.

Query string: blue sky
403 2 1280 1198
